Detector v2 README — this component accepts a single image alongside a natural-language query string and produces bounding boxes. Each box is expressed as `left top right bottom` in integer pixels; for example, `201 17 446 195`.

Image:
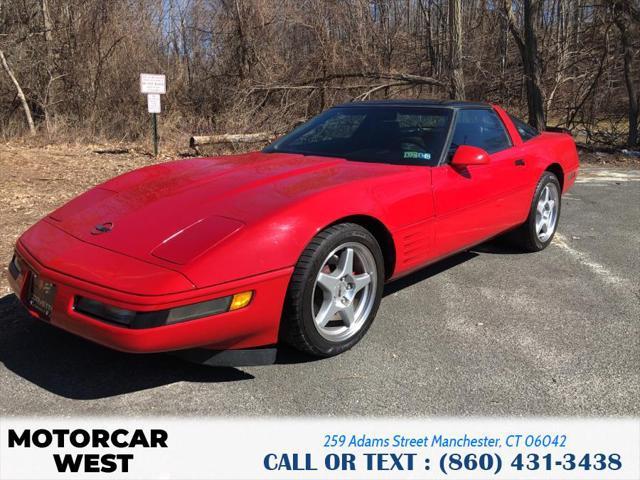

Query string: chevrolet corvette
8 100 579 364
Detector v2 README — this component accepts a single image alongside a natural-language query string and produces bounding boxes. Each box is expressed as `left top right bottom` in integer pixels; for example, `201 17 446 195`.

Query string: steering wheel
400 136 428 152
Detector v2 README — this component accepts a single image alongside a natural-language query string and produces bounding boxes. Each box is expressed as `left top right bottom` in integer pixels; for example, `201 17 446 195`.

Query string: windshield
264 106 453 166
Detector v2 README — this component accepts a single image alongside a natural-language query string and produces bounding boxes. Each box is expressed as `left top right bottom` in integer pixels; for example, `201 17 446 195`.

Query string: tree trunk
448 0 465 100
523 0 545 129
234 0 250 79
0 50 36 135
41 0 56 130
615 12 639 146
503 0 545 129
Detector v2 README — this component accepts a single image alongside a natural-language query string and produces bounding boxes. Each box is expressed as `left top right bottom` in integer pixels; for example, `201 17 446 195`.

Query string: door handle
515 159 525 166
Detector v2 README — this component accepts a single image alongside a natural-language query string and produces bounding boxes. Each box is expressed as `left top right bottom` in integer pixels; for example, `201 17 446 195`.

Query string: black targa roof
334 99 492 109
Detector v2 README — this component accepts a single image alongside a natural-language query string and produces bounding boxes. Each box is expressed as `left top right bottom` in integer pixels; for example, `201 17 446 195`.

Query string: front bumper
9 242 292 354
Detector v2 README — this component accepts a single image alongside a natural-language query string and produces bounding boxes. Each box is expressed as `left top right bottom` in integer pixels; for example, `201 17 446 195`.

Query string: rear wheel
513 171 561 252
281 223 384 357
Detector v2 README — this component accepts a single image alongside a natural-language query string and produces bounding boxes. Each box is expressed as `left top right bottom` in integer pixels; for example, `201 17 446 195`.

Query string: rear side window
451 109 512 154
509 114 539 142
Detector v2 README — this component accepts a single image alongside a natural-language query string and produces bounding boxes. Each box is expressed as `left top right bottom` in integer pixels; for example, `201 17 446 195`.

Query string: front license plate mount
28 274 56 320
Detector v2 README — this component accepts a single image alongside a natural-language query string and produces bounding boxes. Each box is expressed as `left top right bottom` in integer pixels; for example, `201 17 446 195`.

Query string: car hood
45 152 404 268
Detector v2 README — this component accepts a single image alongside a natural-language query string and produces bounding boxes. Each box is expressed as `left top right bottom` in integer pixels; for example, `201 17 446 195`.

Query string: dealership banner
0 418 638 479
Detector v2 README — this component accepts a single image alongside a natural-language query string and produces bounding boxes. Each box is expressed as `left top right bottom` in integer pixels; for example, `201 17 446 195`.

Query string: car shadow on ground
0 295 253 401
383 250 478 297
470 234 530 255
0 237 517 400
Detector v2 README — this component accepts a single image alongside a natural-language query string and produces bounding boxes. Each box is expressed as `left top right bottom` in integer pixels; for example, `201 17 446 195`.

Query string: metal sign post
152 112 158 157
140 74 166 157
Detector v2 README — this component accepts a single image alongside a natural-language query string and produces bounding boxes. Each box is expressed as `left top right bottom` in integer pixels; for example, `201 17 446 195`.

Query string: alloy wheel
311 242 378 342
535 183 559 242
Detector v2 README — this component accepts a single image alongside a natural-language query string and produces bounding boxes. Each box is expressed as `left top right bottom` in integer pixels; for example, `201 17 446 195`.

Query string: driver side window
451 109 512 155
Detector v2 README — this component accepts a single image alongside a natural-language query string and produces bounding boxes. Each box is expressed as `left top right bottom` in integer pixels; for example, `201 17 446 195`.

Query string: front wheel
514 171 562 252
280 223 385 357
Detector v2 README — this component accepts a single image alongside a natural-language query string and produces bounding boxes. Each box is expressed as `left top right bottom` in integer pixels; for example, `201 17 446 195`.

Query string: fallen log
94 148 131 154
576 143 622 154
189 132 276 149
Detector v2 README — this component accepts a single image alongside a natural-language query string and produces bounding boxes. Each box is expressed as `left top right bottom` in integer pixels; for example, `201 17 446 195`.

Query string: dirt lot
0 142 638 417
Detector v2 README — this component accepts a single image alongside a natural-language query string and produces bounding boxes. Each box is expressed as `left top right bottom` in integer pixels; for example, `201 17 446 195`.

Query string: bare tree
0 0 637 146
613 1 639 146
503 0 545 130
40 0 56 130
448 0 465 100
0 49 36 135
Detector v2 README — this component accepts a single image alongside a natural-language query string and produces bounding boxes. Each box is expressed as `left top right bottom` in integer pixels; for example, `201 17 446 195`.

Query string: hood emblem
91 222 114 235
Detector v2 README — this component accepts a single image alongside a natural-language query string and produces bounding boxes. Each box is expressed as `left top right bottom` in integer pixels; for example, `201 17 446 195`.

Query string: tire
280 223 385 357
513 171 562 252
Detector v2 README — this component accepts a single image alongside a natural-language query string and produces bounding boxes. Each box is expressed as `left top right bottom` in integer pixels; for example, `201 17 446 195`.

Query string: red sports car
8 100 579 365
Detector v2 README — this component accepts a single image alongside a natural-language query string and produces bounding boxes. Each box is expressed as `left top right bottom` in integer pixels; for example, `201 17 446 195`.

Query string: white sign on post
140 73 166 94
140 73 166 157
147 93 161 113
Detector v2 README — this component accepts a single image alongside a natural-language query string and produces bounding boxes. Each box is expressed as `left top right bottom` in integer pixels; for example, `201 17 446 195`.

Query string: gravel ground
0 143 638 416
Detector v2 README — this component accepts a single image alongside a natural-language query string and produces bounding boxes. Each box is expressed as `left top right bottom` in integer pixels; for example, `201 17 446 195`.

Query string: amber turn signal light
230 291 253 311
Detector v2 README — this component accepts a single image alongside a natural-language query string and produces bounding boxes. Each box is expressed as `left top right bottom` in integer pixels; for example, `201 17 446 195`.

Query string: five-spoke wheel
535 183 559 242
281 223 384 357
514 171 562 251
312 243 377 342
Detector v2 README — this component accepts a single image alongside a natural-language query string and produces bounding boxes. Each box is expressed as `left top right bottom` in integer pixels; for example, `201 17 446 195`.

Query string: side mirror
451 145 490 166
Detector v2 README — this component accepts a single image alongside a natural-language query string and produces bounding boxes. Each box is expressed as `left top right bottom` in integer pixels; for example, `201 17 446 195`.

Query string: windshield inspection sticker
403 151 431 160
